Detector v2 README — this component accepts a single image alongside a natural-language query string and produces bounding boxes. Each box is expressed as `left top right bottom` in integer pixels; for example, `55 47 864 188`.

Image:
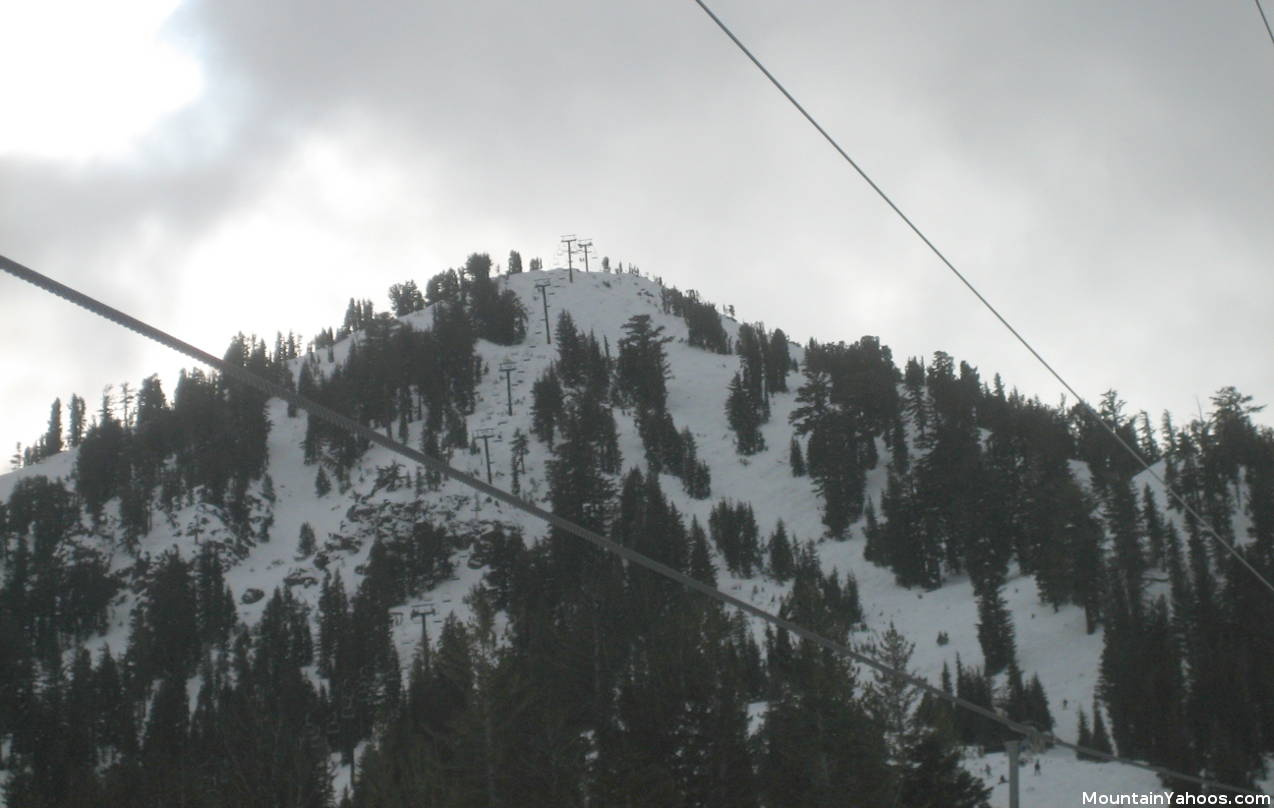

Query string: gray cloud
3 0 1272 459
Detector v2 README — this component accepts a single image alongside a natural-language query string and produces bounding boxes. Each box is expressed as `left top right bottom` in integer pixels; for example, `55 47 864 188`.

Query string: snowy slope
0 266 1226 805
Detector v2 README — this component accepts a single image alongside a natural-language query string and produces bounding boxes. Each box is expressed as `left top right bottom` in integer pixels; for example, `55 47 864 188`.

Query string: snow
0 266 1258 803
971 745 1164 808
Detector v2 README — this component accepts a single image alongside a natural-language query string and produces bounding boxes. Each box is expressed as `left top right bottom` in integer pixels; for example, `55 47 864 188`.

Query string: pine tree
315 466 331 497
1023 674 1054 733
1142 484 1166 569
44 398 63 456
769 520 795 581
388 280 426 316
120 381 134 428
144 670 190 765
68 393 86 447
616 314 672 414
726 373 765 455
689 517 716 586
1105 478 1146 617
807 411 863 537
678 426 711 499
897 730 992 808
1091 700 1113 759
766 329 792 393
1076 709 1094 759
298 522 317 558
865 623 920 762
789 436 805 476
863 496 883 563
974 578 1016 676
531 367 564 446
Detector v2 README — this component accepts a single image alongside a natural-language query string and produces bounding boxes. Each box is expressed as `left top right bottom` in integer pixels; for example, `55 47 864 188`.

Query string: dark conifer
1142 485 1166 569
44 398 63 456
689 517 716 586
789 436 805 476
388 280 426 316
769 520 795 581
1105 478 1147 617
898 730 992 808
531 367 564 446
1077 709 1094 759
616 314 672 414
726 373 765 455
298 522 317 558
67 393 86 447
974 579 1016 677
1091 701 1113 759
766 329 791 393
315 466 331 497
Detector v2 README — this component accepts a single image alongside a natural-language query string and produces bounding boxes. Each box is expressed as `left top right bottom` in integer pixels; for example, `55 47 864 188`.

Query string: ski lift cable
0 255 1255 796
1256 0 1274 53
686 0 1274 602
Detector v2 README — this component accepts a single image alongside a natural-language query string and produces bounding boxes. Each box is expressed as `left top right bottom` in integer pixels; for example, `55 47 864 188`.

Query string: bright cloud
0 0 202 161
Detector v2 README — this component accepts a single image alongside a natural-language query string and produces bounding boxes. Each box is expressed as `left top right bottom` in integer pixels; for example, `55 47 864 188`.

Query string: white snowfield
0 267 1265 806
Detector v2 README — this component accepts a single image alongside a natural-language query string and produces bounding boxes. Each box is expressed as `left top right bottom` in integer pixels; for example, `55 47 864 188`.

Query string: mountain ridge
2 262 1268 806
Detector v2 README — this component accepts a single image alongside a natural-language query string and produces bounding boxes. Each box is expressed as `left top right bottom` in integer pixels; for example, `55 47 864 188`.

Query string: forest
2 256 1272 805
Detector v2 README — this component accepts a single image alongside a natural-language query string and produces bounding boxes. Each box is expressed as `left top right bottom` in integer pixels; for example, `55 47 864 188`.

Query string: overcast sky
3 0 1272 465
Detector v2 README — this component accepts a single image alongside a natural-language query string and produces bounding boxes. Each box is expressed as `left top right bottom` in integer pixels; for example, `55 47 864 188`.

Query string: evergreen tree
726 372 765 455
881 470 942 589
545 399 617 589
689 517 716 586
679 291 731 353
531 367 564 446
75 406 127 519
766 328 792 393
789 436 805 476
863 496 883 563
769 520 795 581
388 280 426 316
44 398 63 456
1023 674 1054 734
1091 700 1113 759
865 624 921 763
316 466 332 497
1105 478 1146 617
298 522 317 558
67 393 86 447
1076 709 1095 759
615 314 672 414
709 500 763 577
974 578 1016 676
1142 485 1167 569
680 427 712 499
807 410 863 537
897 730 992 808
735 323 770 416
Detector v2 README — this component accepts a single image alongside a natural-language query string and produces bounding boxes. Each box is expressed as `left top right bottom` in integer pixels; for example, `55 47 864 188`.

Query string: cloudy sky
3 0 1272 463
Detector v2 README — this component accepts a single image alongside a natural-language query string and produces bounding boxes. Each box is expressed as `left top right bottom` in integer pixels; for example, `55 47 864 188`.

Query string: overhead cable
687 0 1274 601
1256 0 1274 52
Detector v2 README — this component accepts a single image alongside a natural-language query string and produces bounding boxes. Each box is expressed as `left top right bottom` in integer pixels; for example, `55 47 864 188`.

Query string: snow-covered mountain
2 265 1263 806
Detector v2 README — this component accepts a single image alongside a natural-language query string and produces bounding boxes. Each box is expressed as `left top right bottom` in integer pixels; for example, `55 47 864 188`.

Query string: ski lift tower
534 280 552 344
499 360 517 416
560 234 577 282
474 427 498 484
